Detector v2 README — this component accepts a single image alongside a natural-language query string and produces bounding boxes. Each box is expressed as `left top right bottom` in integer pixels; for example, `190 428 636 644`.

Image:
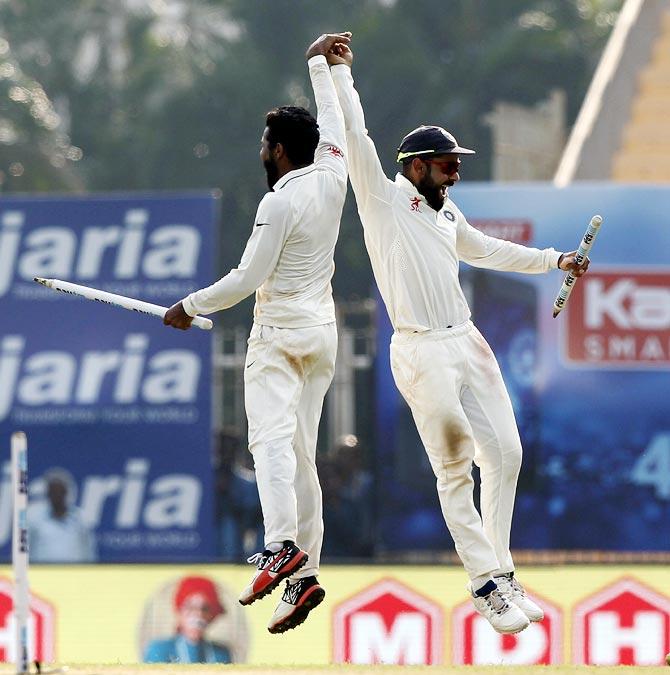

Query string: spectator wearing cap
326 38 589 635
143 576 232 663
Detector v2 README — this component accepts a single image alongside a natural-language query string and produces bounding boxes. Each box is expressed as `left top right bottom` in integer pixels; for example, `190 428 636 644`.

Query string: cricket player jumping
327 39 589 634
164 33 350 634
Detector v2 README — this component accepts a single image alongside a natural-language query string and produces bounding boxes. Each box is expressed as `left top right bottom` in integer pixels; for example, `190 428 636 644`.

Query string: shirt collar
394 173 426 203
49 508 74 523
273 164 315 191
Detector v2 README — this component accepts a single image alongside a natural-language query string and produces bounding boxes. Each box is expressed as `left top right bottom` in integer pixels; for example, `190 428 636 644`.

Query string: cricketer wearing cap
164 33 350 634
327 40 589 634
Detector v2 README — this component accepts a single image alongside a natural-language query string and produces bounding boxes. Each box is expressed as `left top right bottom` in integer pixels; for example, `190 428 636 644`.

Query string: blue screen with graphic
375 184 670 552
0 194 218 561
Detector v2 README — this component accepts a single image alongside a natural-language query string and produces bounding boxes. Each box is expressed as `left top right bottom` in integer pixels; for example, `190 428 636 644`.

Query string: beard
416 173 455 211
264 157 279 190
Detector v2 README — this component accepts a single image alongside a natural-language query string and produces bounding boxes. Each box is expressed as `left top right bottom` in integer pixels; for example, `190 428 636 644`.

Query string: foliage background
0 0 622 323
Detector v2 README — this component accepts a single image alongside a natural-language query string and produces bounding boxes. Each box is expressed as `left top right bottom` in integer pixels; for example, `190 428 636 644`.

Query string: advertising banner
0 564 668 666
0 194 217 561
374 184 670 552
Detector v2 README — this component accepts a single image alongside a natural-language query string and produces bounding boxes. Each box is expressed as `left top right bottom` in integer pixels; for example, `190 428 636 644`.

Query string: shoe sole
268 585 326 634
469 594 530 635
496 621 531 634
239 551 308 606
472 608 530 635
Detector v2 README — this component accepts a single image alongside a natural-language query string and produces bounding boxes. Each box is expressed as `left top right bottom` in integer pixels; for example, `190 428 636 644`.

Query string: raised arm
328 45 394 212
305 33 349 181
164 194 291 328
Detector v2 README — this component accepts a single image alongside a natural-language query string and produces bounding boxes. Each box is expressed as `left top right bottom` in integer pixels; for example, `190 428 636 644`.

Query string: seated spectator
214 428 263 561
28 468 97 563
321 435 375 558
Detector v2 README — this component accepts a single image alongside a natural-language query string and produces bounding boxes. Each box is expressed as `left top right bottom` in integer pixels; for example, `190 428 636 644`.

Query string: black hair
265 106 319 166
401 157 416 177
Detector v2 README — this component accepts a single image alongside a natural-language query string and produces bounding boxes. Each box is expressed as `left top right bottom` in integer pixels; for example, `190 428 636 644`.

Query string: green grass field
1 666 667 675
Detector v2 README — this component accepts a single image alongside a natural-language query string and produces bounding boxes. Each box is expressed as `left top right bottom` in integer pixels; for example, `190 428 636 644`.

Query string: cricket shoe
467 581 530 634
267 576 325 634
238 541 308 606
495 573 544 622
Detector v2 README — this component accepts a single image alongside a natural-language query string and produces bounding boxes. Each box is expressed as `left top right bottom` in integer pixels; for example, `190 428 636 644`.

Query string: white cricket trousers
390 321 522 579
244 321 337 579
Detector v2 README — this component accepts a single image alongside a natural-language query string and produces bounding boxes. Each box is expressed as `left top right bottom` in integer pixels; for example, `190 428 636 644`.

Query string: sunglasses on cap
422 157 461 176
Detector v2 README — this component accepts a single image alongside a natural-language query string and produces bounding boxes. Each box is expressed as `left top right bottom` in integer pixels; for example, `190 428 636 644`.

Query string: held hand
306 31 351 60
558 250 590 277
326 42 353 67
163 301 194 330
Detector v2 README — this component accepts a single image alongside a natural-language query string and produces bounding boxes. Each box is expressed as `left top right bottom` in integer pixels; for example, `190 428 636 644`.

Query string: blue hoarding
375 183 670 552
0 193 217 561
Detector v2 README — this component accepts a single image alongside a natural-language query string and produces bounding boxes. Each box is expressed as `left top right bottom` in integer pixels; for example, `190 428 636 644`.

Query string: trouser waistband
392 320 473 344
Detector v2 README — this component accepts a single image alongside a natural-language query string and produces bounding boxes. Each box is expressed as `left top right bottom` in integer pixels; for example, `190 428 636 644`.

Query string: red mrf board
332 578 443 664
572 577 670 665
0 578 55 663
452 585 562 665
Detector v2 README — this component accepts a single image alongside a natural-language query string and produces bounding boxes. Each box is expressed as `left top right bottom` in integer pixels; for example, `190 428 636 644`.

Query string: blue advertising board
0 193 217 561
375 184 670 552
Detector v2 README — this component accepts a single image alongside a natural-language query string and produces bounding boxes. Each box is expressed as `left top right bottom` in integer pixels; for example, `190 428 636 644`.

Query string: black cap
396 125 475 162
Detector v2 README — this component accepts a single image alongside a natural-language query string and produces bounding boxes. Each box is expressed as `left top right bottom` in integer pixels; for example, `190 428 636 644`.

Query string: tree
0 32 83 191
0 0 622 308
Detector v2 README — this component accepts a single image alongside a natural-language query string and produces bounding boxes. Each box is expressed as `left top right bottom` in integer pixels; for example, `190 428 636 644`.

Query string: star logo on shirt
327 145 344 157
410 197 421 212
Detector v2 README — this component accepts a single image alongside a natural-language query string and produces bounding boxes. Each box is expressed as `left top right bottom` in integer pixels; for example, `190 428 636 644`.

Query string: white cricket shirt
331 64 561 333
182 55 347 328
